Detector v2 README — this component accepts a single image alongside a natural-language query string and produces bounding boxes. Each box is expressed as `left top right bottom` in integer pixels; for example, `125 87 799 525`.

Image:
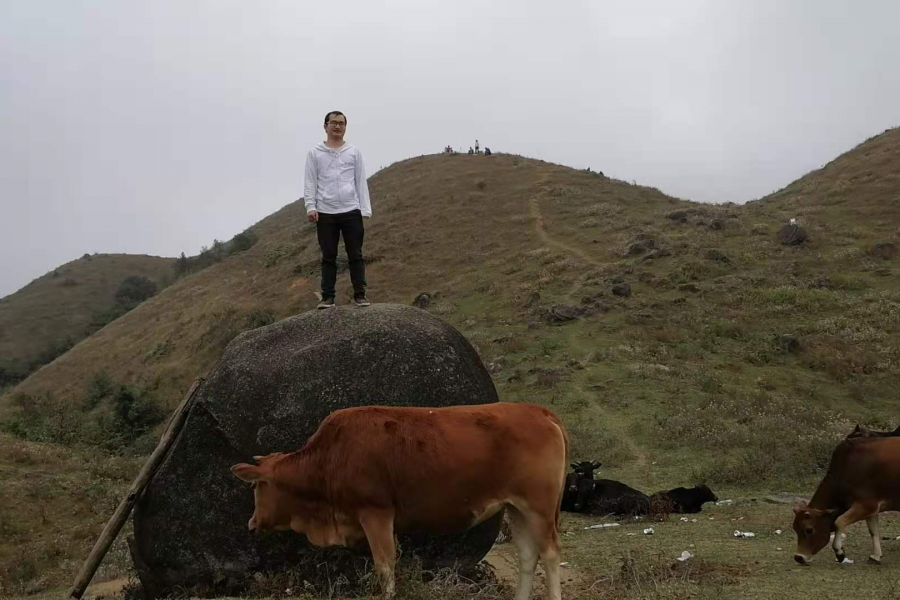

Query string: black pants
316 209 366 300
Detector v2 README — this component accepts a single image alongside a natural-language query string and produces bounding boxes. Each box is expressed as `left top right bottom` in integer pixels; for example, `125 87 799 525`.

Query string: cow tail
552 416 571 532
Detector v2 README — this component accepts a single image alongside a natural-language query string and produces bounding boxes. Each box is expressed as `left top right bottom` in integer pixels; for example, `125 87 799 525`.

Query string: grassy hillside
1 127 899 597
0 253 175 386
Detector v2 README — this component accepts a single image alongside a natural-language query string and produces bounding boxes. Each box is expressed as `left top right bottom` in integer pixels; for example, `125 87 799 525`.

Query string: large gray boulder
130 304 502 597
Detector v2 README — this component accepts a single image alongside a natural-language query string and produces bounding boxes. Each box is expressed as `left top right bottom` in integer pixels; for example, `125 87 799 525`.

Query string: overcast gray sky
1 0 898 298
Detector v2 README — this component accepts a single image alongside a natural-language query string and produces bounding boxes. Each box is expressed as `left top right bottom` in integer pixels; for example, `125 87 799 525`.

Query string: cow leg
507 507 540 600
509 504 563 600
832 502 873 563
537 522 562 600
358 509 397 598
866 514 883 564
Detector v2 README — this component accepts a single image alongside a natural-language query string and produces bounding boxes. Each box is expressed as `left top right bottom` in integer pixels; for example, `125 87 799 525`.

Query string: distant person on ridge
304 110 372 309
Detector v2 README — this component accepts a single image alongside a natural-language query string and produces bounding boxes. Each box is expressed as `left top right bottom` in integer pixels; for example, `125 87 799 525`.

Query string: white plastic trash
775 529 782 535
733 530 756 538
680 517 689 522
584 523 620 530
716 499 734 506
643 528 655 535
677 551 694 562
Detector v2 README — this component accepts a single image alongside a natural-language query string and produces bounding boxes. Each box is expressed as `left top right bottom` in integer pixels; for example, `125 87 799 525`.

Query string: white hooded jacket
303 142 372 217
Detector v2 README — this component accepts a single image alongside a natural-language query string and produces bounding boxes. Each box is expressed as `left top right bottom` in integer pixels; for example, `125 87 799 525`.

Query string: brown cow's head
792 502 839 565
231 454 291 533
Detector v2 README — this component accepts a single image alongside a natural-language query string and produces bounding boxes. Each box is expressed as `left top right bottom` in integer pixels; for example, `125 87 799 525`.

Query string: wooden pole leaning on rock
66 377 204 600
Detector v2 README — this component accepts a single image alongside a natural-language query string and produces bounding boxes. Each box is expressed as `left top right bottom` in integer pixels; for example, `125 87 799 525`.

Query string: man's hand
307 210 319 223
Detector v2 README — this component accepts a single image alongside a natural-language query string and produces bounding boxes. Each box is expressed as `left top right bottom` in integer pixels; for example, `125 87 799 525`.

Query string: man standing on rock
304 110 372 309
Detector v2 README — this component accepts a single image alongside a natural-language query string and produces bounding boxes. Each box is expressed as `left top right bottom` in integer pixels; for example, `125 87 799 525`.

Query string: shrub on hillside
172 232 258 278
229 230 258 254
26 337 75 373
0 364 25 389
115 275 158 307
246 308 275 329
0 392 81 445
87 304 128 333
0 377 165 453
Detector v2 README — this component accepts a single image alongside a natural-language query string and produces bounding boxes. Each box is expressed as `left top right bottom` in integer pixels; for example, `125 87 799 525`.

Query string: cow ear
231 463 263 483
852 424 861 433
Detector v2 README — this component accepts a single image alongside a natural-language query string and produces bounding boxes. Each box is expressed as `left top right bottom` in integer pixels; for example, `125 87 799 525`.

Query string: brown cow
231 402 569 600
793 436 900 566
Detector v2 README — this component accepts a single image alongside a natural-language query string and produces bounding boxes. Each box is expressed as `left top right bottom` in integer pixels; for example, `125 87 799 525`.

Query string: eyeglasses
328 121 346 128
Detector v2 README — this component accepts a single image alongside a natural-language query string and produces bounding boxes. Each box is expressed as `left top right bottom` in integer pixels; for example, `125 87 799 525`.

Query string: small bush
246 308 276 330
0 378 166 453
85 371 115 410
115 275 157 307
229 230 258 254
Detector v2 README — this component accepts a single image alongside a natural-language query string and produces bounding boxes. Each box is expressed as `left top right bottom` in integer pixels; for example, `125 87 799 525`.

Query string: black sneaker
317 297 335 309
353 295 371 307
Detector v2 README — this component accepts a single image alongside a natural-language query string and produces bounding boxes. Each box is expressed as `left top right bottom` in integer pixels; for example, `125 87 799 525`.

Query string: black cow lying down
562 461 601 512
561 459 718 517
561 461 649 516
650 484 718 514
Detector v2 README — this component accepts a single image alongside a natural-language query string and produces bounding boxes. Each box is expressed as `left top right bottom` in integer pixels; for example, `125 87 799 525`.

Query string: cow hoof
868 556 882 565
835 553 846 563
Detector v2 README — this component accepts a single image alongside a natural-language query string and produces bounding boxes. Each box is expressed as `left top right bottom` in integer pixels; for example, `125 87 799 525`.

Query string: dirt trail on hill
528 174 606 303
528 196 601 270
528 171 651 473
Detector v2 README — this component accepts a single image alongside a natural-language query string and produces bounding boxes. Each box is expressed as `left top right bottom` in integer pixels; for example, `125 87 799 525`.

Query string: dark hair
324 111 347 126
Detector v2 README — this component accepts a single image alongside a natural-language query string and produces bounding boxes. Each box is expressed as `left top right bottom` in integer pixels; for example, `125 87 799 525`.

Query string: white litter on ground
677 551 694 562
680 517 689 522
643 528 655 535
716 499 734 506
733 530 756 538
584 523 620 530
691 519 698 523
775 529 782 535
559 562 570 567
841 557 854 565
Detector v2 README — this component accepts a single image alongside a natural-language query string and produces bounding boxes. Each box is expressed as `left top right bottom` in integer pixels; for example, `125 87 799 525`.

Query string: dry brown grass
0 254 174 383
1 129 900 596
